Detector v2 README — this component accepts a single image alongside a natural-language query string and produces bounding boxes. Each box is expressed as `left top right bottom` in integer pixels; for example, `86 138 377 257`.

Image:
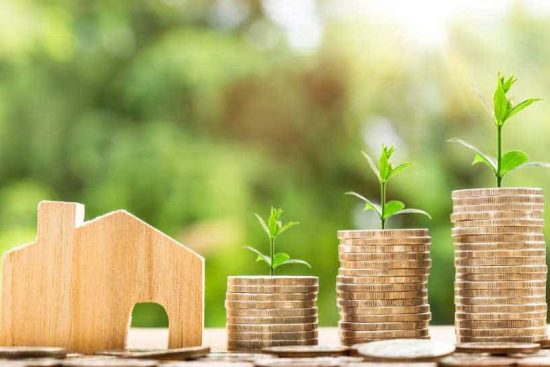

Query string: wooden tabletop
128 326 457 352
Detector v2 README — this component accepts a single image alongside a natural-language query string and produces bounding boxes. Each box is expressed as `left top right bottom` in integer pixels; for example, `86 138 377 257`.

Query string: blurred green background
1 0 550 328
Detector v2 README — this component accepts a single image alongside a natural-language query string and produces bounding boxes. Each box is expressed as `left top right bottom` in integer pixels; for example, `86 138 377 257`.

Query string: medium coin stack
451 187 548 343
336 229 432 346
225 276 319 351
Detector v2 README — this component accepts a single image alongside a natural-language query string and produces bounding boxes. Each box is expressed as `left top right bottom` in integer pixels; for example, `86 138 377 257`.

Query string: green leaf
362 151 381 182
277 221 299 237
345 191 382 217
473 153 497 173
383 200 405 220
276 258 312 269
493 82 509 125
254 213 271 238
499 150 529 176
272 252 290 269
268 207 281 237
379 145 395 182
515 161 550 170
388 162 414 180
507 98 541 121
394 208 432 219
447 138 497 173
242 246 271 266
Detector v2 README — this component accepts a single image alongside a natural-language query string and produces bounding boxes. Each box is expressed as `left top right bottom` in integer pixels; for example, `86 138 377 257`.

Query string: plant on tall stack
448 73 549 344
225 207 319 351
337 145 433 346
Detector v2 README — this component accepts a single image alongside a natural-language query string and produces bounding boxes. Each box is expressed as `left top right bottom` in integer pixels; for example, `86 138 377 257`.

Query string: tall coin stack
225 276 319 351
451 187 548 343
337 229 432 346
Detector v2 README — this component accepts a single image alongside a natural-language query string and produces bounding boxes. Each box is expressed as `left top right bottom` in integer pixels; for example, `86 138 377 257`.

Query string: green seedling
243 207 311 276
346 145 431 229
449 73 548 187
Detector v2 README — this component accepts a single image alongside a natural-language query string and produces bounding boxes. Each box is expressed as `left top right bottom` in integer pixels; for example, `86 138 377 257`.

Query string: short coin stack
225 276 319 351
451 187 548 343
336 229 432 346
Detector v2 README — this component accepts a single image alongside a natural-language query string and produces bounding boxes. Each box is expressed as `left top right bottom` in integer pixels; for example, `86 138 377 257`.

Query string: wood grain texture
1 201 204 353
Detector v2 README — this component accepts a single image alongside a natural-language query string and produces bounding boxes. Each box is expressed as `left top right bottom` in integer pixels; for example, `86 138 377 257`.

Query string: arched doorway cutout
127 302 169 348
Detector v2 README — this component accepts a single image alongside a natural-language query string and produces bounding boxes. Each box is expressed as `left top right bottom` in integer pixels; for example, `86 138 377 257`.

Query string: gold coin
339 238 431 246
457 335 545 343
337 298 428 307
454 257 546 267
337 283 426 292
227 339 317 351
456 272 547 282
455 265 547 274
337 290 427 300
339 260 432 269
339 245 430 253
339 268 430 277
454 341 541 355
339 321 430 331
340 312 431 323
226 293 317 302
452 188 543 198
437 355 518 367
338 304 430 315
226 307 317 318
457 327 547 337
261 346 350 358
227 315 318 325
96 347 210 360
456 311 547 321
225 300 317 309
455 280 546 290
63 359 157 367
340 336 430 346
453 204 545 212
453 195 544 206
454 242 546 251
337 275 429 284
227 323 318 332
339 329 429 339
338 229 429 239
454 219 545 228
456 288 545 297
227 285 319 294
228 276 318 286
455 295 546 305
456 319 546 329
355 338 454 361
227 330 318 341
452 234 546 243
455 304 547 313
452 226 544 236
455 250 546 258
339 253 430 261
451 210 544 223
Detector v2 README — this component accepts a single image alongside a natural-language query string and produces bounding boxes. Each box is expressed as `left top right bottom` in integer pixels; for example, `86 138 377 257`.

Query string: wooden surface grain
128 326 458 351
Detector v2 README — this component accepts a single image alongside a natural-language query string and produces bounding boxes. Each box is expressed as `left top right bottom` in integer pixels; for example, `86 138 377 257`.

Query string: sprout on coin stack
448 73 549 343
225 207 318 351
338 145 432 346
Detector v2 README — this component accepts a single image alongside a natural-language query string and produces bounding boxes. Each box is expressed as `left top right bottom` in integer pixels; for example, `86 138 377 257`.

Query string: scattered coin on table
63 358 158 367
261 346 350 358
356 339 455 362
437 355 517 366
97 347 210 361
0 347 67 360
455 342 540 355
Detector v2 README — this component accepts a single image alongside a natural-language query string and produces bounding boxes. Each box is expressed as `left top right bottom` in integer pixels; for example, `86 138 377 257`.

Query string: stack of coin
451 187 548 343
225 276 319 351
336 229 432 346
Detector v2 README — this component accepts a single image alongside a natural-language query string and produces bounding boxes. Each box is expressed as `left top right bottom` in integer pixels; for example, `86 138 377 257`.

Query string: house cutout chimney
37 201 84 246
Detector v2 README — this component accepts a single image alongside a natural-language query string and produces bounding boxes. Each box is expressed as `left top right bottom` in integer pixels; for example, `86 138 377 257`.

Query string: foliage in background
0 0 549 327
448 73 548 187
244 207 310 276
347 146 431 229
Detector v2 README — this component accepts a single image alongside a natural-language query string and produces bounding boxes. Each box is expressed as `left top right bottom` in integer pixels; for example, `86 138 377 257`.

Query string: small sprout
243 207 311 276
346 145 431 229
448 73 548 187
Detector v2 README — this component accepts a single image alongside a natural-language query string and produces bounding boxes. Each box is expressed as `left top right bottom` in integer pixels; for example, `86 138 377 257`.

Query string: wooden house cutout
1 201 204 353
